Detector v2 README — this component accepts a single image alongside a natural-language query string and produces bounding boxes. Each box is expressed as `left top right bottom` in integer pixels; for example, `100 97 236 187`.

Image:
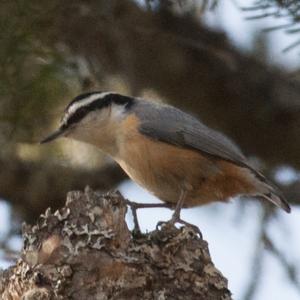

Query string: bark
0 189 231 300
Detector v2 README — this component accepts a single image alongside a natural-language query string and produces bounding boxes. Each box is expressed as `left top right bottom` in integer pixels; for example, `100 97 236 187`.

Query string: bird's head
40 91 135 154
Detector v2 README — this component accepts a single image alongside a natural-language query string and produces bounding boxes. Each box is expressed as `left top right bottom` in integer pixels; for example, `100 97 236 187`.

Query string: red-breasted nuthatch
41 91 291 230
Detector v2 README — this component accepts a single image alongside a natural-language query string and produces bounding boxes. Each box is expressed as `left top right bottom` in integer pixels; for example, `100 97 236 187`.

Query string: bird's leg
156 189 187 227
130 203 141 235
157 189 202 238
125 201 174 210
124 199 173 235
170 188 187 223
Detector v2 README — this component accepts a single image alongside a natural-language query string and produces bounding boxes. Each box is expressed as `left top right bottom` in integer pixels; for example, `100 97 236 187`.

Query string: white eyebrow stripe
62 92 111 125
68 92 111 115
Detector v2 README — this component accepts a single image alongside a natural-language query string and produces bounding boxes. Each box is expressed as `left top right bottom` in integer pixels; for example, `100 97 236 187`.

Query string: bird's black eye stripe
66 106 90 126
62 93 136 128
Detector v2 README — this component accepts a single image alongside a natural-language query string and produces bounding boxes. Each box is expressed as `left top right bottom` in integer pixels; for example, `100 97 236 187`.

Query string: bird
40 91 291 232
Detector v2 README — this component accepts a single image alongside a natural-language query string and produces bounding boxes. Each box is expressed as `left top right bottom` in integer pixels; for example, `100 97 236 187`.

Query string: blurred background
0 0 300 299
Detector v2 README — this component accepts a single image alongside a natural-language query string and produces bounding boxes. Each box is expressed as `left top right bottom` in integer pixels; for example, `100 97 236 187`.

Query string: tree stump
0 188 232 300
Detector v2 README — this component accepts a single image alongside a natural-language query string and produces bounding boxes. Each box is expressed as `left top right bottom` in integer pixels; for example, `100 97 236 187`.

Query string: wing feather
137 103 247 167
135 101 290 213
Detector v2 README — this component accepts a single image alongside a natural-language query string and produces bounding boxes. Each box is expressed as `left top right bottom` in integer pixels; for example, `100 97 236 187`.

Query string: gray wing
136 101 248 167
135 100 291 213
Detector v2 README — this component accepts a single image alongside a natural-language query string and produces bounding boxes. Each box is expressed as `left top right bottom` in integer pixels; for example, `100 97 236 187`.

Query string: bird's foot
124 199 173 236
175 219 203 238
156 216 202 238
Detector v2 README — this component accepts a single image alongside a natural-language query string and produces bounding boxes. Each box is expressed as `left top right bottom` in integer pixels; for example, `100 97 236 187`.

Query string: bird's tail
249 169 291 213
235 160 291 213
258 191 291 213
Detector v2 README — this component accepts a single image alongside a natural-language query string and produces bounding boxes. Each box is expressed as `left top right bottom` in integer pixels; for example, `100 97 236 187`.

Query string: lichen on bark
0 188 231 300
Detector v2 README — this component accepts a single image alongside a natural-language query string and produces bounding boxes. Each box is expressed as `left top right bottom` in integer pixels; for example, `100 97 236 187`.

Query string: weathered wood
0 188 231 300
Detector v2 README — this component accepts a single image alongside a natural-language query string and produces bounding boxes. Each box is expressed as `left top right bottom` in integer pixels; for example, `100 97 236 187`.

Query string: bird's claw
176 219 203 238
125 199 174 235
156 217 202 238
156 220 173 230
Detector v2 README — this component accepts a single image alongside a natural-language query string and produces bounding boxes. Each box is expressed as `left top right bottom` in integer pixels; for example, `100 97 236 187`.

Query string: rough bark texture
0 189 231 300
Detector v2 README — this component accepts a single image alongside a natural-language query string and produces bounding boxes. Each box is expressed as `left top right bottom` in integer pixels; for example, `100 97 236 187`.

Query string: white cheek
110 105 125 120
81 110 108 127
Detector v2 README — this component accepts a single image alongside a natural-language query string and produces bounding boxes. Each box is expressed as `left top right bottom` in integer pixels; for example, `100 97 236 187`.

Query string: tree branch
0 189 231 300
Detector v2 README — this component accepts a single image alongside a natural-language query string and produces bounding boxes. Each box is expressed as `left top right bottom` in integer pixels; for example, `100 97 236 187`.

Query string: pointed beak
40 127 66 144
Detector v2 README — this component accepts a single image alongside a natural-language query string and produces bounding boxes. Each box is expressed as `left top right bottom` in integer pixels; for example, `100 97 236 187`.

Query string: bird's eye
65 107 89 126
60 123 68 130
